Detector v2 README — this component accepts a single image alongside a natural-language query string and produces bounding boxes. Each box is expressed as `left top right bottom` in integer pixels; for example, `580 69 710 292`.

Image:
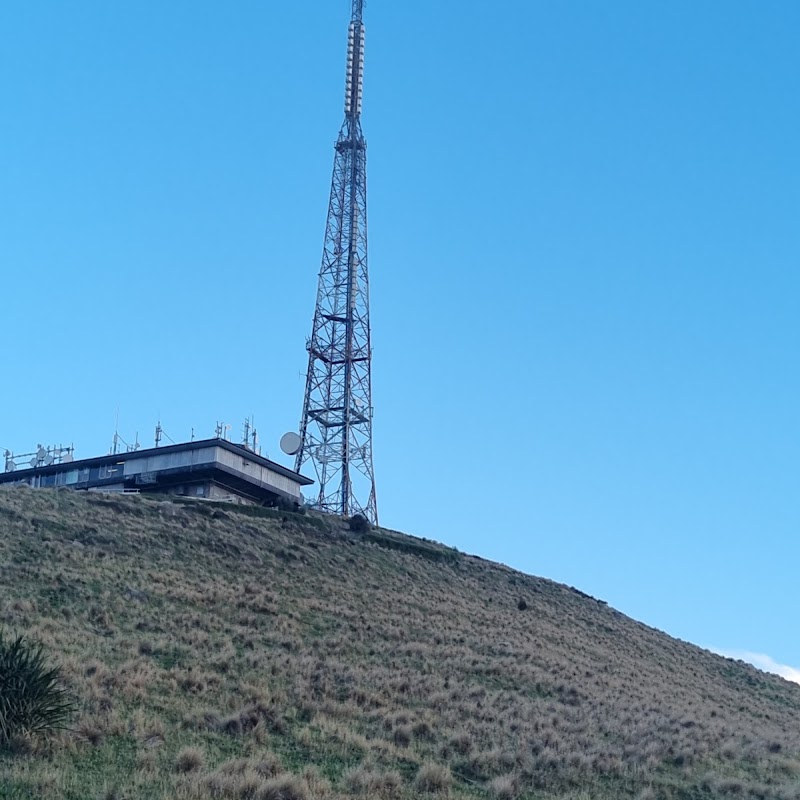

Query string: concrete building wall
208 483 252 504
122 447 217 477
213 447 301 498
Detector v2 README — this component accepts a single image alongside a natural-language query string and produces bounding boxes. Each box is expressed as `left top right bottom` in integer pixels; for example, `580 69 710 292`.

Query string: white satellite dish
45 455 54 466
29 457 38 468
280 432 302 457
62 453 74 464
37 447 47 460
7 460 16 472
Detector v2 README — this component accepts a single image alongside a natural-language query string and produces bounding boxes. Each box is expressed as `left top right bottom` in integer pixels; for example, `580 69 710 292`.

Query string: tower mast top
344 1 366 119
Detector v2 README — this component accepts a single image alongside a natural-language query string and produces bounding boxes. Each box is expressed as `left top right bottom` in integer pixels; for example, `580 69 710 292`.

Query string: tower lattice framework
296 0 377 524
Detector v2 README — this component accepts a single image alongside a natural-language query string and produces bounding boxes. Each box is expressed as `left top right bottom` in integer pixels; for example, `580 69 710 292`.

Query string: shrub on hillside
272 497 305 515
0 630 74 746
348 514 371 533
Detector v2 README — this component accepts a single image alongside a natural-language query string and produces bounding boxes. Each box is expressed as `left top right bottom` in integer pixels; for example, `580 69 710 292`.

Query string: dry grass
0 486 799 799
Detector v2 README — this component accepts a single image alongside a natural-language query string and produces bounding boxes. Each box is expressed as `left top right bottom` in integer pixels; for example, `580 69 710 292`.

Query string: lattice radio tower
295 0 378 524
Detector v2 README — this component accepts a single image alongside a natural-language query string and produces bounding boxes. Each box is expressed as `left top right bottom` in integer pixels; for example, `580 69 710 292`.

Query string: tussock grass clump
392 723 413 747
0 629 74 746
344 764 403 795
257 774 308 800
414 762 453 793
413 718 435 740
175 746 206 773
74 719 105 747
202 771 259 798
192 755 289 799
488 773 520 799
449 731 472 755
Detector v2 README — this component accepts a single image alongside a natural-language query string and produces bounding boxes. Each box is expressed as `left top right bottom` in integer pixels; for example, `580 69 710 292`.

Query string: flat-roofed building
0 439 313 507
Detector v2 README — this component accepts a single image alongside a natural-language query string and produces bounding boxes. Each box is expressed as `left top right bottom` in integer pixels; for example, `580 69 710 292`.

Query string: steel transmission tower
295 0 378 524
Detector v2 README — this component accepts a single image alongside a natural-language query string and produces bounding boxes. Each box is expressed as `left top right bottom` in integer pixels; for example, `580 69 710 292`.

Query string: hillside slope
0 487 798 800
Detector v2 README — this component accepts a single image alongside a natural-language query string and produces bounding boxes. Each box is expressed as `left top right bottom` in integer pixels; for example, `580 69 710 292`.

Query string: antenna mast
295 0 377 524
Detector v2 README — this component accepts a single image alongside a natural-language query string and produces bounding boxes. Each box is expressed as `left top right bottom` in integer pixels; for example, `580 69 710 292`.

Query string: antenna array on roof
3 444 75 473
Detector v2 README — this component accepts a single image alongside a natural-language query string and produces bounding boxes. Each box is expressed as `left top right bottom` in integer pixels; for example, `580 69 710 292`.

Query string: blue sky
1 1 798 678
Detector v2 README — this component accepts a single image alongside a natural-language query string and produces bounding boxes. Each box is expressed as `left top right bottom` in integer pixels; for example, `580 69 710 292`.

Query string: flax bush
0 630 74 746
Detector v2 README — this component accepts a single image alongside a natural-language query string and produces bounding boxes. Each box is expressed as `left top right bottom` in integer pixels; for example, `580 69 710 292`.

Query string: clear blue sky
1 1 798 677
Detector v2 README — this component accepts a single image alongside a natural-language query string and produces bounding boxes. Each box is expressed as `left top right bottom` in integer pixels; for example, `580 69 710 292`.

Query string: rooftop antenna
112 409 120 455
155 420 162 448
158 422 175 447
113 432 131 454
295 0 378 524
243 418 251 450
3 443 75 473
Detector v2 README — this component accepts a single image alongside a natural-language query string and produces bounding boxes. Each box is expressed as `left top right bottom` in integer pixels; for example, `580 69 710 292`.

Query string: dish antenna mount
280 432 302 457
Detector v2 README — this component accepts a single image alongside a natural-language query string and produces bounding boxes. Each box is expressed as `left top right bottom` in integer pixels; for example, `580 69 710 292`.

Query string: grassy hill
1 486 799 800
